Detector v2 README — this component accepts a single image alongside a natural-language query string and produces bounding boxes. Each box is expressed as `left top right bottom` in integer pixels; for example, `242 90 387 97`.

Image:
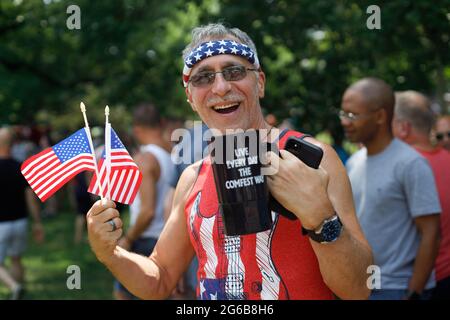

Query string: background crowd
0 0 449 300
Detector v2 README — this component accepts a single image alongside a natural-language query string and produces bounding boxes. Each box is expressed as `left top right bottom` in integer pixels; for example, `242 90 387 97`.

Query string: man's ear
375 108 387 126
257 71 266 99
185 87 197 112
393 119 407 139
403 121 412 138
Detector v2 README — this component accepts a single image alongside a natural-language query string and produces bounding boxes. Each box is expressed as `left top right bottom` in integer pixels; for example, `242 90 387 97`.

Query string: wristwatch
301 214 343 244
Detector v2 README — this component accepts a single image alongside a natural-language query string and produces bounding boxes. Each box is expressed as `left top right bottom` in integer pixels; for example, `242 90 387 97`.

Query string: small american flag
21 128 96 202
88 126 142 205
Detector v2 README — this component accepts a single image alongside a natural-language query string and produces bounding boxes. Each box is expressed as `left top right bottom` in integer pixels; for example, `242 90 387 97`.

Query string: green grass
0 208 130 300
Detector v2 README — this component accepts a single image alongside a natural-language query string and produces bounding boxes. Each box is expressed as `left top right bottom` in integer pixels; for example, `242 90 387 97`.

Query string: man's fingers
317 166 330 184
97 217 123 234
262 151 282 176
87 199 116 217
110 228 123 240
97 208 120 223
262 150 281 166
279 149 299 161
108 217 123 231
267 150 280 160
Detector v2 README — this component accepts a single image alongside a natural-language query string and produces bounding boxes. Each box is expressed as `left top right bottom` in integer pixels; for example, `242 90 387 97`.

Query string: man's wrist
299 203 335 230
99 246 121 266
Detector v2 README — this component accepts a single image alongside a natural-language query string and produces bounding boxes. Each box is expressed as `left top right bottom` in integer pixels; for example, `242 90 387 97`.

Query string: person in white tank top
114 103 175 300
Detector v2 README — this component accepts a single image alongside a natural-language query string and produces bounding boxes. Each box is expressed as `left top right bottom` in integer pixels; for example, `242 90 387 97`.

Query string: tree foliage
0 0 449 136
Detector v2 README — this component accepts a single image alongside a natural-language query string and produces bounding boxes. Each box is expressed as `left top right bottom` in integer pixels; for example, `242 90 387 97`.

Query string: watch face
322 218 342 242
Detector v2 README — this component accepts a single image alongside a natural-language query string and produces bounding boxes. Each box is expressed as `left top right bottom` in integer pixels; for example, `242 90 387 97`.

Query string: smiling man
86 23 372 300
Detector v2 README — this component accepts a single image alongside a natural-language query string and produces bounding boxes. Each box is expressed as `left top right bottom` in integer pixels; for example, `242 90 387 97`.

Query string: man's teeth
213 103 238 110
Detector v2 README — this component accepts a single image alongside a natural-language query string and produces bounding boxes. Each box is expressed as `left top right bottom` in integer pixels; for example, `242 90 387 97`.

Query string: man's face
436 117 450 151
340 89 380 144
185 53 265 132
132 125 145 145
391 115 407 141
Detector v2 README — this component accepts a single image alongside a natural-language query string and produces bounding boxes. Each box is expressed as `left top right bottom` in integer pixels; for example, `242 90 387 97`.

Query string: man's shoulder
170 159 204 212
346 147 366 167
387 141 439 186
177 160 203 191
391 139 423 159
134 150 160 174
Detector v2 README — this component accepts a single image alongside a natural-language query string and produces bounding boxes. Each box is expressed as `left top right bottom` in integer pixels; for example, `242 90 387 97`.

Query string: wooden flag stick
80 102 105 201
104 105 111 200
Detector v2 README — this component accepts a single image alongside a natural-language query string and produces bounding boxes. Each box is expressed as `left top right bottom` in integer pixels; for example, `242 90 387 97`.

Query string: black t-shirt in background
0 158 29 222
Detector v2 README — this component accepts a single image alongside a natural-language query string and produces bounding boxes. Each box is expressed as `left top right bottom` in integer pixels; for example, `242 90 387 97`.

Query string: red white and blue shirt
184 130 334 300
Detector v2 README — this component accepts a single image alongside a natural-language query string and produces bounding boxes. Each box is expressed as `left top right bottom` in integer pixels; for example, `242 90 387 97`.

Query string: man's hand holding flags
21 102 142 206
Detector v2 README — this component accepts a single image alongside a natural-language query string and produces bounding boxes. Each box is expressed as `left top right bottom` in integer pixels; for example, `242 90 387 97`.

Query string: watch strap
302 214 342 243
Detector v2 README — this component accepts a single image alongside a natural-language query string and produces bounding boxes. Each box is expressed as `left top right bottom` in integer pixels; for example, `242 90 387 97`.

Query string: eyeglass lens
190 66 249 87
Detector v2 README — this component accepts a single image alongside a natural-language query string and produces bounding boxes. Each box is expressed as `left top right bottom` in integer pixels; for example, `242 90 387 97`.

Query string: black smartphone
269 136 324 220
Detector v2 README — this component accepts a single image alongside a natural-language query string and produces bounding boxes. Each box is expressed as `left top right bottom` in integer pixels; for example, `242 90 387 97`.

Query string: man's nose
211 73 232 96
340 116 352 127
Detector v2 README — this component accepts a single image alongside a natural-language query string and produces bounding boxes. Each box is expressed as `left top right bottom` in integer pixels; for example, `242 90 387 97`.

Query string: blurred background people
341 78 441 300
113 103 175 300
393 91 450 299
0 127 44 300
264 113 278 127
10 126 39 164
69 172 95 244
435 115 450 151
165 120 209 299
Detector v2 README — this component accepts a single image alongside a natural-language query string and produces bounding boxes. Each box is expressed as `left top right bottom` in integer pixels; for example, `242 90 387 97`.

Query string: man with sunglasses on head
342 79 441 300
435 115 450 152
86 23 372 300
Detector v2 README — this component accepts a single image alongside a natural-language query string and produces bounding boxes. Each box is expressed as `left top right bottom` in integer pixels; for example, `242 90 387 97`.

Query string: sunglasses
189 65 259 88
436 131 450 141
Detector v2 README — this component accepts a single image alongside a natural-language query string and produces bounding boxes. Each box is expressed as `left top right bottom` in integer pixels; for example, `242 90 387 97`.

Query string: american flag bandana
182 39 260 87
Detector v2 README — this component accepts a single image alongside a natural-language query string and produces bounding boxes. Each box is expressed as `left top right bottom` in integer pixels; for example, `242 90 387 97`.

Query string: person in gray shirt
340 78 441 300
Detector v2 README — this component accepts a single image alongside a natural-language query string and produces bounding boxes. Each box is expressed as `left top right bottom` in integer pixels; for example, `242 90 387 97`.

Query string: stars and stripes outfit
185 130 334 300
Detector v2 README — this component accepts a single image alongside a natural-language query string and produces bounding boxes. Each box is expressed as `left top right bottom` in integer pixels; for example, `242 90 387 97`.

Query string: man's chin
345 134 359 144
345 133 355 143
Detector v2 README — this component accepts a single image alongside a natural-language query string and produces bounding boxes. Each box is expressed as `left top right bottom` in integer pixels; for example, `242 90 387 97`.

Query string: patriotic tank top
184 130 334 300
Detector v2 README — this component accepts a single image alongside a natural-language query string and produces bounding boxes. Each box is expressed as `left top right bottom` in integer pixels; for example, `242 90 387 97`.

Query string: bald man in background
393 91 450 299
341 78 441 300
0 127 43 299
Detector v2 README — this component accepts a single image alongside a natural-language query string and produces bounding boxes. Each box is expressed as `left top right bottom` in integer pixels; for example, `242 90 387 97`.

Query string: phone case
269 136 324 220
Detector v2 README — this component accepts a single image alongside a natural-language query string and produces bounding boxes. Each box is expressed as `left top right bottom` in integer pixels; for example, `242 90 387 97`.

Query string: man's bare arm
268 139 373 299
26 187 44 243
307 140 373 299
87 162 199 299
408 214 440 294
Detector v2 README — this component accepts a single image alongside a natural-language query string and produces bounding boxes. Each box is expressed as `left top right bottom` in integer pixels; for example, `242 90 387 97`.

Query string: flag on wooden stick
88 125 142 205
21 128 96 202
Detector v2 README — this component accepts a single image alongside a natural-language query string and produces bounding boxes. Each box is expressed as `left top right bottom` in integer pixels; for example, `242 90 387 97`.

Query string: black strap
276 128 290 142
